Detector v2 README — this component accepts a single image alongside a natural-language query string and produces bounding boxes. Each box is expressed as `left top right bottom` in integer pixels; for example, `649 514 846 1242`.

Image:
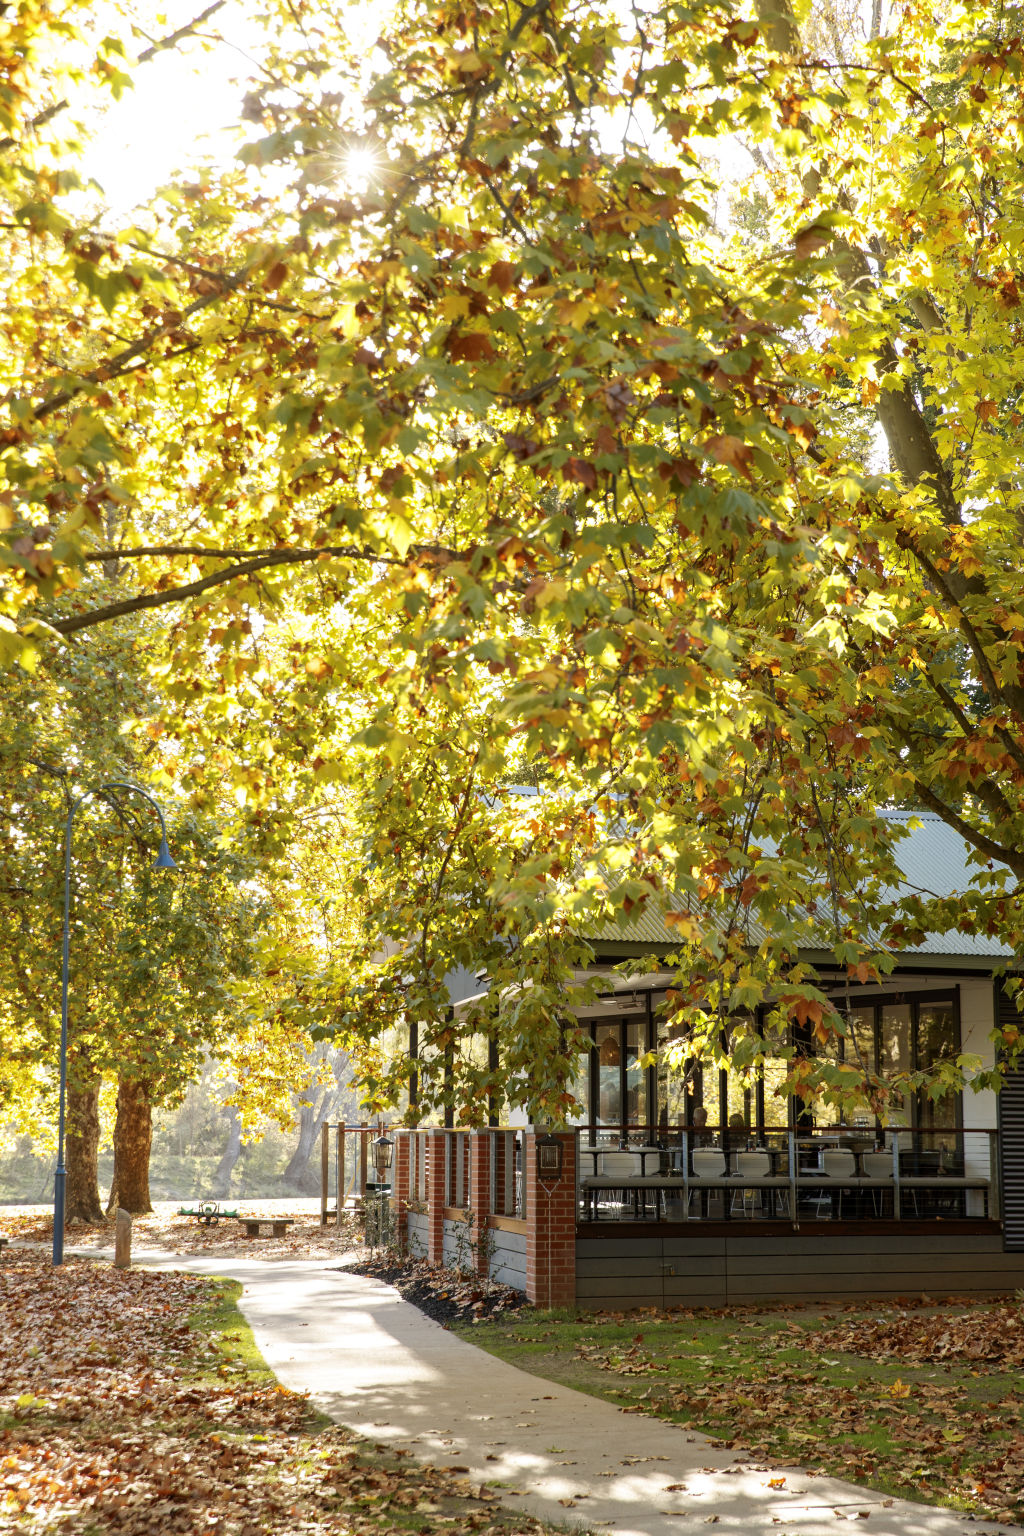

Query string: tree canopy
3 0 1024 1122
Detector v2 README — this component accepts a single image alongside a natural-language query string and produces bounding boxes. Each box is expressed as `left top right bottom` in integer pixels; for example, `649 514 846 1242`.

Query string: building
351 811 1024 1306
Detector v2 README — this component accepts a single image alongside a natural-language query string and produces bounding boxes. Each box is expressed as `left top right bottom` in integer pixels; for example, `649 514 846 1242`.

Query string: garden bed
347 1256 531 1328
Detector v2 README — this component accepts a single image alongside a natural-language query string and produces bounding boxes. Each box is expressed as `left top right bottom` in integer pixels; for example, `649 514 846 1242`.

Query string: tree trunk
65 1072 105 1225
282 1088 339 1194
209 1107 242 1198
106 1077 153 1215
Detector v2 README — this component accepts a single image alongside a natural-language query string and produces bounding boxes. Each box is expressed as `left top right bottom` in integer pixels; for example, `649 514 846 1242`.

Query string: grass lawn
0 1250 555 1535
456 1296 1024 1526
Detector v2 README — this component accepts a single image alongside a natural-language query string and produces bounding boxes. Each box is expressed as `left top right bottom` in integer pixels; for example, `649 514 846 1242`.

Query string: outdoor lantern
373 1133 394 1182
153 834 178 871
599 1033 621 1066
536 1133 563 1182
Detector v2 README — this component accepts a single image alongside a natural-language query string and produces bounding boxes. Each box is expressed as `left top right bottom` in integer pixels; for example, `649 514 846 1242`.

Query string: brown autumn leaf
704 434 754 480
488 260 515 294
446 330 496 362
793 222 831 259
561 457 598 490
658 455 701 489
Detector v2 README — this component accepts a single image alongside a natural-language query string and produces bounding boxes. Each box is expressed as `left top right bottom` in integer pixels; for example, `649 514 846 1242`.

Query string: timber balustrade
318 1122 379 1225
319 1127 529 1223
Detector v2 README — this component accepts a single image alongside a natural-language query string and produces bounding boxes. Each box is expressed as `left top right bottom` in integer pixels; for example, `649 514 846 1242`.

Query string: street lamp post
53 781 177 1267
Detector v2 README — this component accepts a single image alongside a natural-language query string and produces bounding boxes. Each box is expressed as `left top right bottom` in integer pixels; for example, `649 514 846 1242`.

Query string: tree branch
29 271 251 424
49 542 454 635
923 671 1024 783
906 777 1024 877
909 542 1024 718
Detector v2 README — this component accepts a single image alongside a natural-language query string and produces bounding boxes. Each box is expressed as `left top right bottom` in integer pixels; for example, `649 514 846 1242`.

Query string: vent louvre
998 984 1024 1252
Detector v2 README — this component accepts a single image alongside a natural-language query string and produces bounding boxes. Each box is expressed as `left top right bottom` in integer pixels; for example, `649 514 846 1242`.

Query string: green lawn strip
185 1275 284 1392
456 1305 1024 1525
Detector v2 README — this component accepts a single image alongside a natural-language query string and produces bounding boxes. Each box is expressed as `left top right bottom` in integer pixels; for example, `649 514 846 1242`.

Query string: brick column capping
427 1129 447 1265
469 1131 492 1277
392 1130 410 1249
524 1130 576 1309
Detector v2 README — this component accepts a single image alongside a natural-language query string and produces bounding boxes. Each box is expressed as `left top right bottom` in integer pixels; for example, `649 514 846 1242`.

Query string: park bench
239 1217 295 1239
177 1200 239 1227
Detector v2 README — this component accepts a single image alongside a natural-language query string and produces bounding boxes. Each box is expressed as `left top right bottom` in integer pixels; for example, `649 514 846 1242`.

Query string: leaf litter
1 1201 365 1262
349 1257 530 1327
0 1250 552 1535
471 1297 1024 1526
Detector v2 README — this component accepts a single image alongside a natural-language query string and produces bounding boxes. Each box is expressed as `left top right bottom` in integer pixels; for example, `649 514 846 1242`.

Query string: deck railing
575 1123 1000 1225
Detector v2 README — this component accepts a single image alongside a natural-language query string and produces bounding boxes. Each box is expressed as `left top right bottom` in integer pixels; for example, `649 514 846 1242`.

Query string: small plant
450 1211 476 1278
473 1211 498 1279
363 1189 393 1252
449 1209 499 1283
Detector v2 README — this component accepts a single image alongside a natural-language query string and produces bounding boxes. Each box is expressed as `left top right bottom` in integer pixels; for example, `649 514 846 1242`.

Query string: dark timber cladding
998 981 1024 1252
576 1231 1024 1309
1002 1073 1024 1251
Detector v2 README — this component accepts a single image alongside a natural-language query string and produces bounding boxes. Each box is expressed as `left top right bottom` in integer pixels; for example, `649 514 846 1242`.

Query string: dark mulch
343 1256 531 1327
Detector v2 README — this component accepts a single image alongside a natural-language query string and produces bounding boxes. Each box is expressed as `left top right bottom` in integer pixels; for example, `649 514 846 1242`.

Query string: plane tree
0 611 269 1219
2 0 1023 1119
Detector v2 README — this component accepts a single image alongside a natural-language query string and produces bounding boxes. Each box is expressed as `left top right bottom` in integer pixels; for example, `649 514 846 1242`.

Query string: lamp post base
53 1165 65 1266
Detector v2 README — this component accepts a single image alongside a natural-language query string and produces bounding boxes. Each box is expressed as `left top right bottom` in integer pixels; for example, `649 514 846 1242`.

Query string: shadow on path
82 1248 1019 1536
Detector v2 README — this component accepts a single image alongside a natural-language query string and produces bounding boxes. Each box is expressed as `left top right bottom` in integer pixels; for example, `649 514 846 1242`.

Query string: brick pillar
427 1129 447 1265
392 1130 410 1248
469 1131 492 1278
524 1131 576 1309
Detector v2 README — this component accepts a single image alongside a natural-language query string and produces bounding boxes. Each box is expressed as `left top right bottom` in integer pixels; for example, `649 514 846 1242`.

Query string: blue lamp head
153 836 177 871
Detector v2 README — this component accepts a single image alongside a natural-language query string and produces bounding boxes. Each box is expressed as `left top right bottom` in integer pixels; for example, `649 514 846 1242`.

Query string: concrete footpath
100 1250 1015 1536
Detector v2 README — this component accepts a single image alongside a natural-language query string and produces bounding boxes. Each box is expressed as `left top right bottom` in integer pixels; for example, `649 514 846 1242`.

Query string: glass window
658 1035 692 1123
845 1006 876 1075
624 1019 647 1127
842 1005 877 1123
564 1053 589 1126
723 1068 751 1132
880 1003 912 1127
761 1056 791 1128
916 1002 958 1134
595 1023 621 1126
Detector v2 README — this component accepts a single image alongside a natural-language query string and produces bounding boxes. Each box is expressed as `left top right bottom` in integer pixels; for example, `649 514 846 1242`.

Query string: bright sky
78 0 393 214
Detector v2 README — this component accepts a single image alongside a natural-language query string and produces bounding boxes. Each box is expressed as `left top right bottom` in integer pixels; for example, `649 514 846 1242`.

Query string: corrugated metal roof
876 812 1011 956
587 811 1013 961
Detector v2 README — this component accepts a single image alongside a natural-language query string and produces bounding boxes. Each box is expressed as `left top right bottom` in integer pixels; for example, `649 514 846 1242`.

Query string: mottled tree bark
209 1107 242 1198
105 1077 153 1215
65 1071 105 1225
282 1085 341 1195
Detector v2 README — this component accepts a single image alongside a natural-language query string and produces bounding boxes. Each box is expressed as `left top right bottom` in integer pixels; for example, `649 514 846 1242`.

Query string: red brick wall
469 1132 492 1276
393 1131 410 1246
427 1129 447 1264
524 1131 576 1308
